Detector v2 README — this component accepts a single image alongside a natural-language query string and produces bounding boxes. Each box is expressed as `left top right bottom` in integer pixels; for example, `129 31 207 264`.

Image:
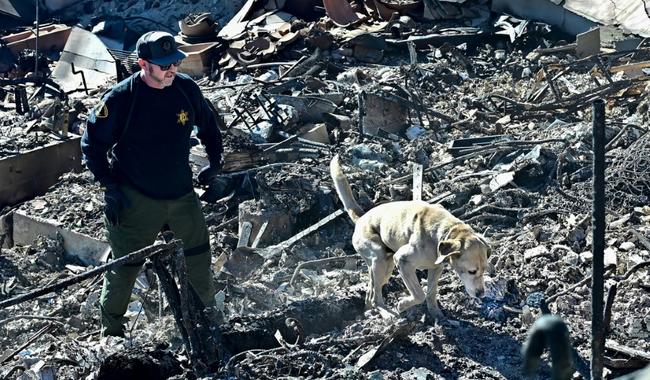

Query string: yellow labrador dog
330 155 491 319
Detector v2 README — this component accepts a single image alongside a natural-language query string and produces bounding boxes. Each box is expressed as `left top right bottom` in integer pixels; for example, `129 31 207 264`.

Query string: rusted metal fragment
323 0 362 27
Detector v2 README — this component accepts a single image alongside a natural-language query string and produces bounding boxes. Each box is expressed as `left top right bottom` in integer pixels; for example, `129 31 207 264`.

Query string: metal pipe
35 0 39 75
591 98 606 380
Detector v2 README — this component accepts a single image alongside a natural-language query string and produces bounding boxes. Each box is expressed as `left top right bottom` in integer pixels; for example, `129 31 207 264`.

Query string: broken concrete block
524 246 549 261
604 247 618 267
488 172 515 192
0 137 83 208
400 367 436 380
298 123 330 144
12 210 109 266
249 121 274 143
619 241 635 251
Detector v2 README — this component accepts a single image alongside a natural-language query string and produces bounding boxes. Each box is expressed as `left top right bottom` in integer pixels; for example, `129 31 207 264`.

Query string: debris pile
1 0 650 378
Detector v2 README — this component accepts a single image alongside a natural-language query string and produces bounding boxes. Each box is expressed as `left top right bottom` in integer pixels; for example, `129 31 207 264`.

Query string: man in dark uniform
81 31 225 337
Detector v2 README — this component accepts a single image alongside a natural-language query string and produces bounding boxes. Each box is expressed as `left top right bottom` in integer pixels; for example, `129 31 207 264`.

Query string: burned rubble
1 0 650 379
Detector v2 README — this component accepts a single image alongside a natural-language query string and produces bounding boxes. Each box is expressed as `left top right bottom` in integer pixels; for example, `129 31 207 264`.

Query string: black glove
198 164 221 186
104 184 130 226
200 176 235 203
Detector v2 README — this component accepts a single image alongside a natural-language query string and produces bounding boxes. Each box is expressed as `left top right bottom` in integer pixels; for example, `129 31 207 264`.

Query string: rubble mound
97 347 183 380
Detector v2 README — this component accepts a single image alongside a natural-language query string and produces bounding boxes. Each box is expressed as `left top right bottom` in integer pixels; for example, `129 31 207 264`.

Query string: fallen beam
0 241 179 310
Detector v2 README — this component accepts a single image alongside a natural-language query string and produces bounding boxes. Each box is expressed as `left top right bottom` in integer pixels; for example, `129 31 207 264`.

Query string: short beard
147 65 174 87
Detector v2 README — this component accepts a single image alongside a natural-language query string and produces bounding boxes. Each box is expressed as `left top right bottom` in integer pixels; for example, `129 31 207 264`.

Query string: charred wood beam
542 65 562 102
546 266 615 304
0 241 180 310
282 48 321 78
386 138 567 186
591 98 606 380
605 340 650 363
0 323 55 365
489 78 639 114
151 254 197 369
603 283 618 335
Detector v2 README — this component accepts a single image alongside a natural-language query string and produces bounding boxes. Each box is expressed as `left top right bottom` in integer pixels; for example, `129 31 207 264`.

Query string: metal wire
227 347 331 379
606 133 650 208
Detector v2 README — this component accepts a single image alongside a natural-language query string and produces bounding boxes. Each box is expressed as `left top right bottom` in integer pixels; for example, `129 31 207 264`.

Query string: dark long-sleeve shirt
81 72 223 199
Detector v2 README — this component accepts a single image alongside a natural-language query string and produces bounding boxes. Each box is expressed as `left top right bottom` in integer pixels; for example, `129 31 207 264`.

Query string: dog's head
434 226 491 298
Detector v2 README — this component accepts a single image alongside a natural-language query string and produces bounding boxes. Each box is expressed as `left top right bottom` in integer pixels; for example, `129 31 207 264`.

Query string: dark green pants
100 184 215 337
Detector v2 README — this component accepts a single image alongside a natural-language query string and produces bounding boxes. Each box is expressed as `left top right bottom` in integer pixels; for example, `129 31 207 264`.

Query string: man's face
145 61 179 88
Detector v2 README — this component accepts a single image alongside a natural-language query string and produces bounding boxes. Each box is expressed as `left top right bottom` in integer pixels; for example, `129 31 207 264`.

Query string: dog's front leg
393 244 426 313
425 265 445 320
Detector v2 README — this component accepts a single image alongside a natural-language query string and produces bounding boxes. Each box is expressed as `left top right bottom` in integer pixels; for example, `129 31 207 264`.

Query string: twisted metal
607 133 650 208
226 347 331 379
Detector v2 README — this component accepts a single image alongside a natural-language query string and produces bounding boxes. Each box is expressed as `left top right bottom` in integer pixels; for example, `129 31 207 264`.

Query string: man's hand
200 176 235 203
104 184 130 226
198 164 221 186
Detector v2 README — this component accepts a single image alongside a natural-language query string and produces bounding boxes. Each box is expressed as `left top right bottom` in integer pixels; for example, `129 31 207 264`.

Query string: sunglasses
151 60 182 71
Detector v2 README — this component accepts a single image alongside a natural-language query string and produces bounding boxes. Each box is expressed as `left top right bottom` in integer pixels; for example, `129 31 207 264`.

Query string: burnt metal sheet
386 28 490 48
219 0 258 40
51 27 116 93
0 0 35 28
323 0 362 27
563 0 650 37
0 0 20 17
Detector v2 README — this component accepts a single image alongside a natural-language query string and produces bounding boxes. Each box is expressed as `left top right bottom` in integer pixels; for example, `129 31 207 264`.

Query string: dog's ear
435 240 461 265
476 234 492 257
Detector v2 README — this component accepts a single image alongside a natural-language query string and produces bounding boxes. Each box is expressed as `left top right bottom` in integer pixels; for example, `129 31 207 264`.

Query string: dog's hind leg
378 257 395 290
368 255 391 307
393 244 426 313
355 237 390 308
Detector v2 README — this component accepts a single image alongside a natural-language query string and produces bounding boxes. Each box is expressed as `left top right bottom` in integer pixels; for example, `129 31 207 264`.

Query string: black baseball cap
136 31 187 65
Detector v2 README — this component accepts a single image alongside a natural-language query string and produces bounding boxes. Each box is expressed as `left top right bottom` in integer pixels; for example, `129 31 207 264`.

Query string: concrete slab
13 210 109 266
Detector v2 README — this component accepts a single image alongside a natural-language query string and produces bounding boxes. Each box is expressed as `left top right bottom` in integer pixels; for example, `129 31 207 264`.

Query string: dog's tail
330 154 364 223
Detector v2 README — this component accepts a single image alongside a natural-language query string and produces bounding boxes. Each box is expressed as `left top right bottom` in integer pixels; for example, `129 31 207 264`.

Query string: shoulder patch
94 100 109 119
